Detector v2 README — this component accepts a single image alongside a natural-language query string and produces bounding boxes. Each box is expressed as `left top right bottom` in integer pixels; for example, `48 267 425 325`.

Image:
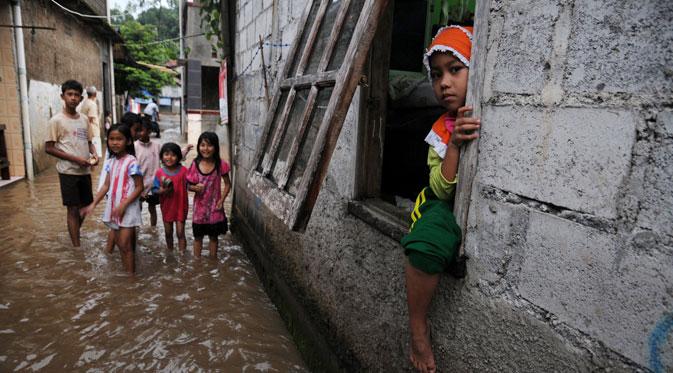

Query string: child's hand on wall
451 106 481 147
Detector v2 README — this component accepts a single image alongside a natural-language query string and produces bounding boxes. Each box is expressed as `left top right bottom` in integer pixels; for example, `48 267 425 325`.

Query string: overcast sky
110 0 174 14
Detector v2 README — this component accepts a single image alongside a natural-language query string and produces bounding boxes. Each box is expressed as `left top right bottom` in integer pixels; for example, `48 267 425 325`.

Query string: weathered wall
231 0 673 371
467 0 673 370
20 0 109 173
185 2 220 67
0 3 24 178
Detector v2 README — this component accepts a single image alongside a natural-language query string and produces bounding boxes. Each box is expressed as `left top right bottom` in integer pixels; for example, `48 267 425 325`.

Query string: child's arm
81 172 110 217
216 174 232 210
45 141 91 168
112 175 143 220
440 106 480 182
181 144 193 158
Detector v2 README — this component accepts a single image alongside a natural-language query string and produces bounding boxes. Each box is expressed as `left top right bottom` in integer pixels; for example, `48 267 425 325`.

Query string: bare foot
410 321 435 373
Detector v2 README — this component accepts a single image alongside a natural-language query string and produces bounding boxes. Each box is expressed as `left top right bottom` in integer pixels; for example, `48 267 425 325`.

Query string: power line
124 33 205 47
49 0 109 19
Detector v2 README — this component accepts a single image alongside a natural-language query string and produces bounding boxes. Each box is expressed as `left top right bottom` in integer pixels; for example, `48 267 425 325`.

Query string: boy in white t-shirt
45 80 99 247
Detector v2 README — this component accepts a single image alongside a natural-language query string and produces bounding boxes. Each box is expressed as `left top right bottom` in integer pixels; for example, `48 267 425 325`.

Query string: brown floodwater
0 169 307 372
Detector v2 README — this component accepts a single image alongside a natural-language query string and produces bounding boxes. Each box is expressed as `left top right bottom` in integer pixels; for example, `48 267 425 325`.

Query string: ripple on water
0 169 308 371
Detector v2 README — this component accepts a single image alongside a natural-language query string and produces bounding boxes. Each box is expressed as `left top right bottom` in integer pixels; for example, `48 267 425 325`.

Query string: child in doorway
135 120 161 226
186 132 231 258
400 25 480 373
82 124 143 273
153 142 189 252
45 79 99 247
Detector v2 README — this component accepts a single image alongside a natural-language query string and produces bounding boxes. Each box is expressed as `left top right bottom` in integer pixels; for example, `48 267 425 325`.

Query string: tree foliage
112 2 179 97
198 0 224 59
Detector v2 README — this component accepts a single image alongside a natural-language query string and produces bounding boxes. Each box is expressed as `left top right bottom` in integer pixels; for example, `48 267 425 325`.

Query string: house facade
226 0 672 371
1 0 117 178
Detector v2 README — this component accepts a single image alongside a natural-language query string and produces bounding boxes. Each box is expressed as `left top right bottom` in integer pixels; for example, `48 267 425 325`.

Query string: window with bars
247 0 390 232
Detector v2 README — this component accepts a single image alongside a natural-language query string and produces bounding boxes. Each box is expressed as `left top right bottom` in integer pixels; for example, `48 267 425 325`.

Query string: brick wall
0 4 25 178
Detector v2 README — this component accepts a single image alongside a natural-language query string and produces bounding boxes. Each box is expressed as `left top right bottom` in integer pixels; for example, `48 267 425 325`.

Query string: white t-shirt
143 102 158 117
79 98 100 137
46 112 92 175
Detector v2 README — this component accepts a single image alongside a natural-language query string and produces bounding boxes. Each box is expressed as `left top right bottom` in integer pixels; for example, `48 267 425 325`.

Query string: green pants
401 187 461 274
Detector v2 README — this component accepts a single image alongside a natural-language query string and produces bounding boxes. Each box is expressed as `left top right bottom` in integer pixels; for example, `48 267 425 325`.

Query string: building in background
181 0 229 161
0 0 119 179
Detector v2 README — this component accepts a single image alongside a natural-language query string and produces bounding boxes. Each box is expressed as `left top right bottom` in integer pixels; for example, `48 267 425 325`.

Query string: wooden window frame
247 0 390 232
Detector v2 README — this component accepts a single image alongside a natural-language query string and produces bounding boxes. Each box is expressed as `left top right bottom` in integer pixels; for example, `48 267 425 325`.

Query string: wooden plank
277 85 319 189
317 0 352 73
453 0 491 257
295 0 330 77
247 171 294 222
354 0 393 199
281 71 337 90
251 0 316 173
288 0 390 231
261 87 297 175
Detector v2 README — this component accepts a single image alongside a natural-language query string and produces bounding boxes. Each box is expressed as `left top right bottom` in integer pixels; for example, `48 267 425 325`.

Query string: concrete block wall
467 0 673 370
230 0 673 371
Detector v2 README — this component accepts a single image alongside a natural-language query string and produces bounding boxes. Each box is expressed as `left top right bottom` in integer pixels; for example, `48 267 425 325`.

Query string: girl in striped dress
82 124 143 273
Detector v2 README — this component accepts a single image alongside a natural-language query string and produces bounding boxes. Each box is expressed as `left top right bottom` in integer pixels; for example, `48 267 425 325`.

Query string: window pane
256 89 290 173
288 1 322 78
286 86 334 196
304 0 342 75
326 0 366 72
270 88 311 182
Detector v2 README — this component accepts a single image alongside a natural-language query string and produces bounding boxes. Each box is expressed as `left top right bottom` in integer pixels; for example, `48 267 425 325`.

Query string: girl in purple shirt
186 132 231 258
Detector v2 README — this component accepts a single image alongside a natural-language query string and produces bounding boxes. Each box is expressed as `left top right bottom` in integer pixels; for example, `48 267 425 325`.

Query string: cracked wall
230 0 673 371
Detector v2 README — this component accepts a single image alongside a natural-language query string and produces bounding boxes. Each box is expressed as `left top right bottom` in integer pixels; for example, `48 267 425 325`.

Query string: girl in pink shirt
153 142 189 253
186 132 231 258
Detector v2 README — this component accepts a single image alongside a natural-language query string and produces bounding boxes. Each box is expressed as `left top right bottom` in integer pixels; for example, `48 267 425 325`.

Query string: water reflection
0 170 307 372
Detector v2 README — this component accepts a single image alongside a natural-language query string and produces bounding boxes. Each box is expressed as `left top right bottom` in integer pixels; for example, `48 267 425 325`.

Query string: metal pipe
10 0 34 180
107 0 116 123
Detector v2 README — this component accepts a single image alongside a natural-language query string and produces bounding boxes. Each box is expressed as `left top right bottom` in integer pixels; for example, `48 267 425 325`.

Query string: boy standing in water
45 80 99 247
401 26 480 373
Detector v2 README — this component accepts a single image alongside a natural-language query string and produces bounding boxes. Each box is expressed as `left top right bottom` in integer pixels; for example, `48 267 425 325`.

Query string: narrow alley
0 116 308 371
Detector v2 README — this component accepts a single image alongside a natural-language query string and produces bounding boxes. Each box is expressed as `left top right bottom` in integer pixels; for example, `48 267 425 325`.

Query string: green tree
114 20 176 97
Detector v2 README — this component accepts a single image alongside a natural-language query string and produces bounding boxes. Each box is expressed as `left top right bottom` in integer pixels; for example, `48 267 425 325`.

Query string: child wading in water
82 124 143 273
401 25 480 373
135 120 161 227
153 142 189 252
187 132 231 258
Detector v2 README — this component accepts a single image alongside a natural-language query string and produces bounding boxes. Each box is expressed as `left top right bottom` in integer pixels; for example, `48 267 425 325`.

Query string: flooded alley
0 119 308 371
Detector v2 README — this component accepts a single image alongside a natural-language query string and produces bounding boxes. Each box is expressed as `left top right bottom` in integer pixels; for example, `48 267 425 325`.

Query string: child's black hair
106 123 135 157
160 142 183 164
121 112 140 127
61 80 83 94
195 132 221 169
141 117 153 131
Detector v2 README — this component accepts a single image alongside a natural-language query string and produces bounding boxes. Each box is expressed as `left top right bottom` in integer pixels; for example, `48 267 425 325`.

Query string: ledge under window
347 198 410 242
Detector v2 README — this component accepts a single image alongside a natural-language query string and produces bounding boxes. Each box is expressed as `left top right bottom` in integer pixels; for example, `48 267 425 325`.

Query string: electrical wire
49 0 109 19
125 33 205 47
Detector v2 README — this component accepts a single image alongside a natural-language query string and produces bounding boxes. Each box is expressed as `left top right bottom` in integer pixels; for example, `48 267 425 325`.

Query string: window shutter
247 0 390 231
186 59 202 110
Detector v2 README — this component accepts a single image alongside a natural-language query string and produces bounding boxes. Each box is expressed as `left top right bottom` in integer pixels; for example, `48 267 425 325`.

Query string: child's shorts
58 173 93 206
140 194 160 206
193 217 228 238
401 187 461 274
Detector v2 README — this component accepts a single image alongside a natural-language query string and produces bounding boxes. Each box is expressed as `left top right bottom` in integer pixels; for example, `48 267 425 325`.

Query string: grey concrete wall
185 2 221 67
230 0 673 371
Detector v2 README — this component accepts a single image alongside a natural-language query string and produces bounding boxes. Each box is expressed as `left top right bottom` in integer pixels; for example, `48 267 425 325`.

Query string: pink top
186 160 230 225
134 139 161 195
